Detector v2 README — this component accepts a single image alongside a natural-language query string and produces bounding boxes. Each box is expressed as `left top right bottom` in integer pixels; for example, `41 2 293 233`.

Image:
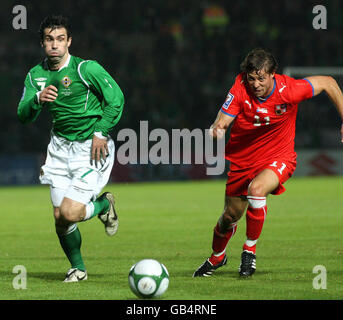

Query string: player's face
246 70 275 98
41 27 71 66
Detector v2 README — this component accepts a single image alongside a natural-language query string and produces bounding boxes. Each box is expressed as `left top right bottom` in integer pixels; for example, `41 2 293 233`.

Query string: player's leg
60 138 117 281
58 190 117 233
193 195 248 277
41 134 116 281
59 195 110 222
244 168 279 253
210 195 248 263
82 192 118 236
69 137 118 236
239 168 279 277
40 135 87 281
55 188 116 282
51 186 87 282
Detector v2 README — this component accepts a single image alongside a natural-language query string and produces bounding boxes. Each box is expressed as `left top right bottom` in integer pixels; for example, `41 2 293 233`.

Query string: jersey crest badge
275 104 287 115
62 76 72 88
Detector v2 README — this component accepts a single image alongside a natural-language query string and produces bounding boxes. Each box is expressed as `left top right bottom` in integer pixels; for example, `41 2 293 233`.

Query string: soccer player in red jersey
193 48 343 277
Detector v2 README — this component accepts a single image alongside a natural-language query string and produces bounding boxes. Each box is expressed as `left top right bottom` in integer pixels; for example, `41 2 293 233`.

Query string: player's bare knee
222 206 240 224
247 181 266 197
59 205 79 223
59 206 72 223
59 198 86 222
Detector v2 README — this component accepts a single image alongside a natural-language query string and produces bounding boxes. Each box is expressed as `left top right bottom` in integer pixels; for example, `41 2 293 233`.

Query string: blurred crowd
1 0 343 154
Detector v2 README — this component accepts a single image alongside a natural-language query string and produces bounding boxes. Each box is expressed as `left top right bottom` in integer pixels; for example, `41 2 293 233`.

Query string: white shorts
40 133 115 206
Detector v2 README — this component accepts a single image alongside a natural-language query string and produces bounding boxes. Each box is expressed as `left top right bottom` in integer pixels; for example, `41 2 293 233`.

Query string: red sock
209 222 237 264
243 205 267 254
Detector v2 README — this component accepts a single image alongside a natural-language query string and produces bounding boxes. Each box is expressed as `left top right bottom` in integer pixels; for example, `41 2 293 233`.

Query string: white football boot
98 192 119 236
63 268 88 282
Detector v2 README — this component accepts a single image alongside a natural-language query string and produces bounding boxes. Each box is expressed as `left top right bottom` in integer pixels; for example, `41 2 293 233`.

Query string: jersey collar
43 53 71 71
57 53 71 71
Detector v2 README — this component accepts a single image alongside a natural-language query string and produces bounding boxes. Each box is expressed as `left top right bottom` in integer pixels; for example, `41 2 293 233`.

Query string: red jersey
221 73 314 170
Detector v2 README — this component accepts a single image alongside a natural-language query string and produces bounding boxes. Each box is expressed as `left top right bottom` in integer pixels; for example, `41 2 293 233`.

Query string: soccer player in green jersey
17 15 124 282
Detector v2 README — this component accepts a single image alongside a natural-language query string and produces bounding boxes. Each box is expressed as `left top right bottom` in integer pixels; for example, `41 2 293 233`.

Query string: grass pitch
0 177 342 300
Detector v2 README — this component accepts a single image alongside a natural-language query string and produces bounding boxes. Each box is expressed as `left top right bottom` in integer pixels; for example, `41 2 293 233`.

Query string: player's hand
209 125 225 139
39 85 58 103
91 135 109 167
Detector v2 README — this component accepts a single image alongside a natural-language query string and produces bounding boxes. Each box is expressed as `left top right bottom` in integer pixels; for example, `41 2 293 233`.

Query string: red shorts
225 159 296 197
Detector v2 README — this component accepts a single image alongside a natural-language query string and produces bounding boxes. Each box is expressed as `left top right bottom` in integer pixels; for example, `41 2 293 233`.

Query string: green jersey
18 54 124 141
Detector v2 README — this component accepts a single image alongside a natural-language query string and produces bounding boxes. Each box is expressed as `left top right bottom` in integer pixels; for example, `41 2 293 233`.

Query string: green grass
0 177 342 300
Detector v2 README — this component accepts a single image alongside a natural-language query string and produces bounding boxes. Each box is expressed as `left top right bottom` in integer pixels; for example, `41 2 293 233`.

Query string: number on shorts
270 161 287 174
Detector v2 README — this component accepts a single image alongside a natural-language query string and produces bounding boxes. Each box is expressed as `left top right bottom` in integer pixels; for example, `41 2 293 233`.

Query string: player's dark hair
39 14 71 41
240 48 278 75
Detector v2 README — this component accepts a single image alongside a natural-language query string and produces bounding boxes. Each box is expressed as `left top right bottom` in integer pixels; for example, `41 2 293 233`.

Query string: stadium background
1 0 342 185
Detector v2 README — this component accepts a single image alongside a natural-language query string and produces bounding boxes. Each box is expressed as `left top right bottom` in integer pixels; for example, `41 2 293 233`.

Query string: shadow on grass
10 271 112 282
177 269 270 279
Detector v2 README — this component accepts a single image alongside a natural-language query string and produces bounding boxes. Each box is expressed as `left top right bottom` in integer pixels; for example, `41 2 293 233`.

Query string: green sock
93 196 110 216
58 226 86 271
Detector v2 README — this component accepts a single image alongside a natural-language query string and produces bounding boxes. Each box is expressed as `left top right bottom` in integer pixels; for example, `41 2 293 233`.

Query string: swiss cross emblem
275 104 287 115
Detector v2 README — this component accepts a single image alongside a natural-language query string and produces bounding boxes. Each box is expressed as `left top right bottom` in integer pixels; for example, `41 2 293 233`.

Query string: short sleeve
220 75 243 117
283 76 314 104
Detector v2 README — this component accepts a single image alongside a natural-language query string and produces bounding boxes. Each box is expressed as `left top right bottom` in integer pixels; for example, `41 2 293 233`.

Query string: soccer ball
128 259 169 299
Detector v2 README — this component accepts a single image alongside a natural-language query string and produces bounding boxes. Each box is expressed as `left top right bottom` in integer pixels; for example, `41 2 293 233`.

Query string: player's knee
59 198 86 223
222 206 240 224
59 204 80 223
247 181 266 197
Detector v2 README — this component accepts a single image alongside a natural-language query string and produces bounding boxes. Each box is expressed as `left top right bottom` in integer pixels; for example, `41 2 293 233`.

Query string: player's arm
210 85 240 139
82 61 124 163
305 76 343 142
209 109 235 139
18 73 58 124
84 61 124 137
210 76 242 139
17 73 43 124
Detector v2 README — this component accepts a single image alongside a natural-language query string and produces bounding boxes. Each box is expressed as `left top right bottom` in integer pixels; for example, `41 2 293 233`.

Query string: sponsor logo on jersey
279 83 287 93
244 100 252 109
256 107 268 114
275 104 287 115
35 77 47 81
222 92 234 110
62 76 72 88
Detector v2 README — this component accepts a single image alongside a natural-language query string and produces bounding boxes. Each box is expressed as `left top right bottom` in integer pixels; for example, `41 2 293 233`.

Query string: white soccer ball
128 259 169 299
